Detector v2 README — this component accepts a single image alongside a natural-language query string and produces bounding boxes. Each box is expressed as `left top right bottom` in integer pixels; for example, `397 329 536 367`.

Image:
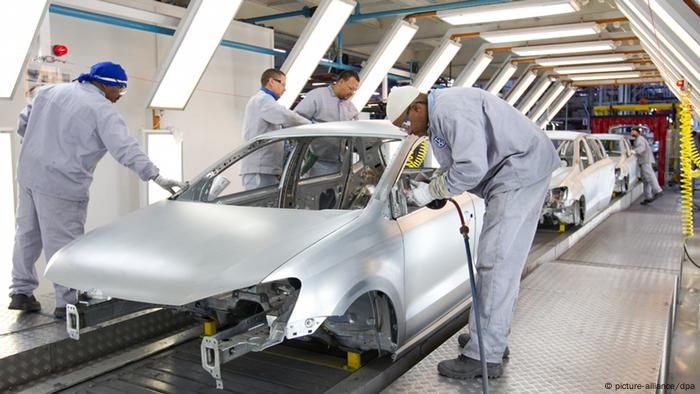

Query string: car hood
45 200 361 305
549 166 572 189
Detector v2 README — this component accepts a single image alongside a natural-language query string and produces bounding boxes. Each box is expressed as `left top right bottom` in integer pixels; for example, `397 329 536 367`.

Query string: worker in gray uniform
386 86 560 379
241 68 310 190
632 127 663 205
8 62 185 318
294 70 360 177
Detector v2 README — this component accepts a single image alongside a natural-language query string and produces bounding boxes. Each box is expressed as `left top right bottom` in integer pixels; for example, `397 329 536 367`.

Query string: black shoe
54 307 66 319
8 294 41 312
640 199 652 205
457 333 510 359
437 355 503 380
652 191 664 201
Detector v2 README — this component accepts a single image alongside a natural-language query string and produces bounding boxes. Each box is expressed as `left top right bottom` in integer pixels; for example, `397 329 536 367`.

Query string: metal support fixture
65 299 155 340
241 6 314 24
337 31 344 64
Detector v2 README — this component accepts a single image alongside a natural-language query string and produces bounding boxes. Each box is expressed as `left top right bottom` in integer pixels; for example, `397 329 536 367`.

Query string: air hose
679 86 699 240
405 140 428 168
446 197 489 394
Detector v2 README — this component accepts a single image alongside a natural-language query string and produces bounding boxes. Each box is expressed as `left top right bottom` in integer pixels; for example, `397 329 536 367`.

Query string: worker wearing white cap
386 85 559 379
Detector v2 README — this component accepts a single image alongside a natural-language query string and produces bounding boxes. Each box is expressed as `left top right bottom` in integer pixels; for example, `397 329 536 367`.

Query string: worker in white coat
294 70 360 177
241 69 310 190
386 86 560 379
8 62 185 318
632 127 663 205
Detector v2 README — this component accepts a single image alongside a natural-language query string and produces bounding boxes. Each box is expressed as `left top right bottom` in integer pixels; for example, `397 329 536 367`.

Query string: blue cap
75 61 127 87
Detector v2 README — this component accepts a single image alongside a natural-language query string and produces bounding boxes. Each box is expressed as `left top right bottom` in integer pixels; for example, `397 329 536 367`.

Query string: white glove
408 180 435 207
153 174 186 194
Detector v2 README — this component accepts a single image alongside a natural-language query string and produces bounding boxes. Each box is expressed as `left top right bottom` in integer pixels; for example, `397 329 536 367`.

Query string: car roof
251 120 407 141
592 134 629 140
545 130 587 140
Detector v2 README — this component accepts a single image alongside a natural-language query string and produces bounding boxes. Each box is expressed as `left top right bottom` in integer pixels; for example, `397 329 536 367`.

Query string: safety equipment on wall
74 61 128 88
405 140 428 168
386 85 420 122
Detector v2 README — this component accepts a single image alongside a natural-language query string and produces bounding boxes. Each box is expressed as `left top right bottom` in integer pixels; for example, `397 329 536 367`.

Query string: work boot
437 355 503 380
652 191 664 201
8 294 41 312
457 333 510 359
640 199 652 205
54 307 66 319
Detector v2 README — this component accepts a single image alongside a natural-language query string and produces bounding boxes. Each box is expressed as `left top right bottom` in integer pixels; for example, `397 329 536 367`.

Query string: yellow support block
559 223 566 233
204 319 218 336
346 351 361 370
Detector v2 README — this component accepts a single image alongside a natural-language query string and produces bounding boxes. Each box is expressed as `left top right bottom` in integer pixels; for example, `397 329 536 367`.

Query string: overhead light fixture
554 63 636 74
512 40 617 56
148 0 242 109
517 76 553 114
352 19 419 110
538 87 577 127
535 53 628 67
437 0 579 26
487 62 517 95
647 0 700 60
278 0 356 108
505 70 537 105
529 83 566 121
573 77 664 86
568 71 643 81
480 22 601 44
0 1 49 99
454 51 493 87
413 38 462 93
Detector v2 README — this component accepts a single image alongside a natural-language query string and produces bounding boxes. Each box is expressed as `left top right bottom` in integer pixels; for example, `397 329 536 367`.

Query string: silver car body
542 131 616 225
45 120 485 384
591 134 638 193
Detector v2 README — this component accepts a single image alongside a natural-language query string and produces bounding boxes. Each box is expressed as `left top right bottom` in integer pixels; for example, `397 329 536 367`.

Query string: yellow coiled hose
679 87 700 239
405 140 428 168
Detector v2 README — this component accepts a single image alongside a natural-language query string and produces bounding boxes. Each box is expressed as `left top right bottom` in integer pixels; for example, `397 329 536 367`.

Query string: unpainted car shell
45 121 484 355
591 134 638 193
542 131 616 225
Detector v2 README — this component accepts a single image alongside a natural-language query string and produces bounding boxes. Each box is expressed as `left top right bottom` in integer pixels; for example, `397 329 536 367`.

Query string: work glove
408 180 436 207
153 174 187 194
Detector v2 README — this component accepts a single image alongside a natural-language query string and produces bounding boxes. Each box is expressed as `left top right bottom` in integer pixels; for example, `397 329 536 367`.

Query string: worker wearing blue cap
8 61 185 318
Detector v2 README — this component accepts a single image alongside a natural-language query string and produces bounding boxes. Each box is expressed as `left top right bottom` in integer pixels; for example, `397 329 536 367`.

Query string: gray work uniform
427 87 560 363
633 135 662 199
11 82 159 308
294 86 359 177
240 90 310 190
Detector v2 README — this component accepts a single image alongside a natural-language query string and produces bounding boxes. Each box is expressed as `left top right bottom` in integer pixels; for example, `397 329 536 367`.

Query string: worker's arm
435 102 488 196
633 137 646 155
95 108 160 181
260 97 311 127
293 93 317 121
16 103 32 138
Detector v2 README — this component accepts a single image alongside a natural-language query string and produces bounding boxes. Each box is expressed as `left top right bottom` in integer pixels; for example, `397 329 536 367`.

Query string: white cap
386 86 420 122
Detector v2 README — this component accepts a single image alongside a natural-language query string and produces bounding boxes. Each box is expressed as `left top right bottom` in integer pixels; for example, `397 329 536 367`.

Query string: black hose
683 242 700 270
448 198 489 394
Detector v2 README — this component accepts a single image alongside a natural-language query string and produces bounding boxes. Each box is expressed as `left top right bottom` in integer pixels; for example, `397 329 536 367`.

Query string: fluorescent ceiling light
529 83 566 121
454 51 493 87
512 40 617 56
438 0 579 26
517 76 553 114
352 19 418 110
505 70 537 105
148 0 242 109
480 22 601 44
647 0 700 59
278 0 356 108
535 53 628 67
487 62 517 95
414 38 461 93
573 77 664 86
554 63 636 74
0 1 49 99
538 87 577 127
568 71 643 81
